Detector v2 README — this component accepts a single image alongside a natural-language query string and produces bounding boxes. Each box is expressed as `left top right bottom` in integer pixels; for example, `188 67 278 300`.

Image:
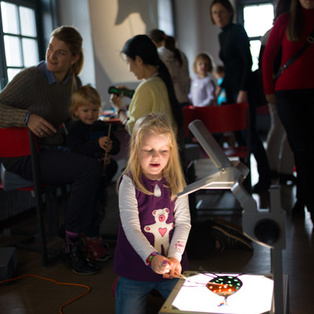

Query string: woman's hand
27 113 56 137
110 93 123 113
236 90 248 104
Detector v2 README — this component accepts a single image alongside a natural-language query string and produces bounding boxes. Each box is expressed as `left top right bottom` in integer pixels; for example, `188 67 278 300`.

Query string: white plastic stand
174 120 289 314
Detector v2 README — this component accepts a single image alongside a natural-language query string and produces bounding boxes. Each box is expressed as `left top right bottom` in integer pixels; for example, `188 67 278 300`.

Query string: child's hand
162 257 181 279
100 154 111 165
215 86 222 98
99 136 112 152
151 255 172 275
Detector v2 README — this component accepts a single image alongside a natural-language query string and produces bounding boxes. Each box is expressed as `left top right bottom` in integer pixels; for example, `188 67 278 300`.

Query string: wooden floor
0 157 313 314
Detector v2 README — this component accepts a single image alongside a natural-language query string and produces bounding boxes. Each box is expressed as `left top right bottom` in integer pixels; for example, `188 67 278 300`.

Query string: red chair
183 102 250 165
182 103 252 204
0 127 66 267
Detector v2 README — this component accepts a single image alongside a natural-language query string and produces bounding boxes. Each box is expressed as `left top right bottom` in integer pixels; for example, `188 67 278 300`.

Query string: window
237 1 275 71
0 0 39 89
157 0 174 36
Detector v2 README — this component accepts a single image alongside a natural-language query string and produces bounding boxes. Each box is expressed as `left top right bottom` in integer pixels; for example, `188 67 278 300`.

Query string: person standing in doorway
209 0 271 193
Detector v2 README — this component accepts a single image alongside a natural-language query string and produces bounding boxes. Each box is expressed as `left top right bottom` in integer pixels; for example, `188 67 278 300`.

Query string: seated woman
0 26 103 275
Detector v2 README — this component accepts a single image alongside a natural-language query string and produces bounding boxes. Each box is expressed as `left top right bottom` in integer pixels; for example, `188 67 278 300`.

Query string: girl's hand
99 136 112 152
100 154 111 165
151 255 172 275
163 257 181 279
27 113 57 137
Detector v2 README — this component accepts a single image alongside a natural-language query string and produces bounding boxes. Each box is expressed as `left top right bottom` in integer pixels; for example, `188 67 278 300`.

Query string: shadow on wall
94 56 139 110
115 0 157 27
88 0 158 100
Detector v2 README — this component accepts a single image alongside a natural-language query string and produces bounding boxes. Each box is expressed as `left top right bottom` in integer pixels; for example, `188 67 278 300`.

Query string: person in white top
188 53 217 107
148 29 191 107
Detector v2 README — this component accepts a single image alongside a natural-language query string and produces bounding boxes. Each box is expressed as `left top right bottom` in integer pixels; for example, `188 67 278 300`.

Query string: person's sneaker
212 225 253 251
59 244 99 275
86 237 112 262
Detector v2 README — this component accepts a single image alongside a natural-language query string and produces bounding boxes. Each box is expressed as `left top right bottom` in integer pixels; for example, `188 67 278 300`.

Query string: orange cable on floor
0 273 91 313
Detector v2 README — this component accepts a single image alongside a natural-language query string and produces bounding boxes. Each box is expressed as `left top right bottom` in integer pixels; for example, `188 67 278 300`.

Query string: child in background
188 53 217 107
114 113 191 314
68 85 120 261
214 65 227 106
213 64 235 145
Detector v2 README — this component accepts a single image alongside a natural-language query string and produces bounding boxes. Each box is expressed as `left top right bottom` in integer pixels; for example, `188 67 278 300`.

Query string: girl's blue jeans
115 276 179 314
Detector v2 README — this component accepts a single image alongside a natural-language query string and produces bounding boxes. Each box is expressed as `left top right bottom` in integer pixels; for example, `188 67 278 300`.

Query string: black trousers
18 149 102 235
276 89 314 212
227 91 271 187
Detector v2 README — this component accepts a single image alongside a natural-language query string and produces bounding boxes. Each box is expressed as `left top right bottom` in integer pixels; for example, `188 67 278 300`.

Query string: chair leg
34 195 49 267
61 184 69 225
46 189 60 236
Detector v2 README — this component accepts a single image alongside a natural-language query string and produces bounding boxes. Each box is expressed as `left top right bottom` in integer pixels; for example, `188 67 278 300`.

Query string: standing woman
262 0 314 221
110 35 182 141
209 0 251 104
209 0 271 192
0 26 101 275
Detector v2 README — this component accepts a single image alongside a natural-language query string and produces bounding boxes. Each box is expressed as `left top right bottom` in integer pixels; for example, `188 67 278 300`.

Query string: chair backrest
195 102 249 133
183 103 250 138
182 106 198 139
0 127 39 190
0 127 32 157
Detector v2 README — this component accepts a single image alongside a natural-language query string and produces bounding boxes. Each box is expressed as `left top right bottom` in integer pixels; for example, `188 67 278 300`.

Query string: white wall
174 0 237 75
57 0 95 87
57 0 224 107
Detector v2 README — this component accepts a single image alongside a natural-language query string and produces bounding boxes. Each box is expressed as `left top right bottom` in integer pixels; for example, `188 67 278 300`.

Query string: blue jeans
17 148 102 234
115 276 179 314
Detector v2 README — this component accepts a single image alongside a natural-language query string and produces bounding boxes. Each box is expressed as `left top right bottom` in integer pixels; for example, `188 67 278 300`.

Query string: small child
188 53 217 107
68 85 120 261
114 113 191 314
214 65 227 106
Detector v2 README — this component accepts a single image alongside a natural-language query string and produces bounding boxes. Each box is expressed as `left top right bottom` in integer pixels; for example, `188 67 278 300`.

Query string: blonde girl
188 53 217 107
114 113 191 314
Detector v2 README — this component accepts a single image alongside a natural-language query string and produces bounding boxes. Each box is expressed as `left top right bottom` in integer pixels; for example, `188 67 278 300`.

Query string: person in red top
262 0 314 221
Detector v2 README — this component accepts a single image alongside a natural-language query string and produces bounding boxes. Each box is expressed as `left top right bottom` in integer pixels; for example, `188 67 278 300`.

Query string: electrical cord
0 273 91 313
